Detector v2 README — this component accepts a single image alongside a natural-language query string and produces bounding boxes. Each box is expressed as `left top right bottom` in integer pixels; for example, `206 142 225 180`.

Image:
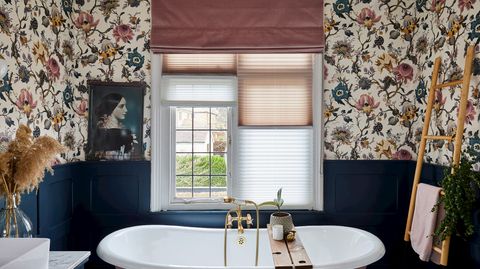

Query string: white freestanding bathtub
97 225 385 269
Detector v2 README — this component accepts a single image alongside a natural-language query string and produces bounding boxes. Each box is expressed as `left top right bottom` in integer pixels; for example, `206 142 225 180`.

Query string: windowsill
149 209 324 214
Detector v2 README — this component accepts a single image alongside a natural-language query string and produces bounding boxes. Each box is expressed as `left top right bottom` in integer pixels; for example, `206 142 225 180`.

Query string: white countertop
49 251 90 269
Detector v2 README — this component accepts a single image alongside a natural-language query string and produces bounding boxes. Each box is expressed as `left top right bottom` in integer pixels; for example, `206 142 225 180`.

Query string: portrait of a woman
87 82 144 160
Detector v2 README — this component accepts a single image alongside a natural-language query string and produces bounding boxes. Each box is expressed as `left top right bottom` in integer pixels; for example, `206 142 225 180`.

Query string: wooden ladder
404 45 476 266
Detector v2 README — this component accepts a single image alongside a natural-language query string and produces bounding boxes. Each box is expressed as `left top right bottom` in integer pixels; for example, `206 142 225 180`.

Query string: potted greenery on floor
260 188 294 234
434 157 480 240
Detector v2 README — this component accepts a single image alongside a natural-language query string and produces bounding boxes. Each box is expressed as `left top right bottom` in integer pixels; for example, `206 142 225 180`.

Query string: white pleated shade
161 75 237 106
234 128 313 207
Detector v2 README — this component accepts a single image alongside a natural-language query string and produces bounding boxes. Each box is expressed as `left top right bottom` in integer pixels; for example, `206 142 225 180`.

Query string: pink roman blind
151 0 324 53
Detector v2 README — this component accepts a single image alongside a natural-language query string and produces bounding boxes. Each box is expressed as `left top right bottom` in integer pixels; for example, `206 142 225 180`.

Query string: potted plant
260 188 294 234
434 157 480 241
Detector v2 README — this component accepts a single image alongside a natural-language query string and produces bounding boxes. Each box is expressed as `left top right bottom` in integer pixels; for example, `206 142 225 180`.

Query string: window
174 107 230 199
151 54 323 211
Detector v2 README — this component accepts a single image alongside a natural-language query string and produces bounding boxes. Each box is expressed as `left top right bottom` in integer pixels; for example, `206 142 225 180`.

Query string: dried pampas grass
0 124 66 200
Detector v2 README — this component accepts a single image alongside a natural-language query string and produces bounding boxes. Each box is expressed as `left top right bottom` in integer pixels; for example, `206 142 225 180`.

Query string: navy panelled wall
39 163 75 250
12 160 480 269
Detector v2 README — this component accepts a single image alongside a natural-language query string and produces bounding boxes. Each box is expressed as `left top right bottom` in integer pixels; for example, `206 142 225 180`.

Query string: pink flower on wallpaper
392 149 412 160
16 89 37 117
461 100 476 124
74 11 99 33
434 90 446 111
393 63 414 82
324 64 328 79
458 0 476 12
356 8 381 29
46 57 60 81
113 24 134 43
355 94 379 114
75 99 88 117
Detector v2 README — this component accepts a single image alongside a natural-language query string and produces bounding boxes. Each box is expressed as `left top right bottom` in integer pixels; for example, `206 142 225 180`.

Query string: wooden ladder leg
404 57 442 241
439 45 476 266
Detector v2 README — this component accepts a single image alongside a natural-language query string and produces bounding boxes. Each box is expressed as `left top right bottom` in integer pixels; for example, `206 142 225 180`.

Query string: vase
0 193 33 238
269 212 294 234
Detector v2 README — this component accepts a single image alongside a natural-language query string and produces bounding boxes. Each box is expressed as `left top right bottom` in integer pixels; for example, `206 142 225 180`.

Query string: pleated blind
161 75 237 106
163 54 236 74
234 129 313 207
238 54 313 126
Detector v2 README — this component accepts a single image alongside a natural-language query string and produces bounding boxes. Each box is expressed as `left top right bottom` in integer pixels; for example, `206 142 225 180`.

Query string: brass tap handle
226 213 233 228
246 213 253 228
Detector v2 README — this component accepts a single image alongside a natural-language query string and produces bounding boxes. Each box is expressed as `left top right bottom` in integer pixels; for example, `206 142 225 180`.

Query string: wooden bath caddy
267 224 313 269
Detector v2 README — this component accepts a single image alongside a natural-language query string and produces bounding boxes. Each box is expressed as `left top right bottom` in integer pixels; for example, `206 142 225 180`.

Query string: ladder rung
433 246 442 253
423 135 453 141
435 80 463 89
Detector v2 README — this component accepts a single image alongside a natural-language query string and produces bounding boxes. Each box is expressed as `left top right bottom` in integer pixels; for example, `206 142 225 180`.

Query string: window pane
176 107 192 129
193 107 210 129
193 176 210 198
211 153 227 175
176 154 192 175
211 107 228 129
173 106 229 202
193 131 210 152
176 176 192 198
211 131 227 152
176 131 192 152
211 176 227 198
193 153 210 175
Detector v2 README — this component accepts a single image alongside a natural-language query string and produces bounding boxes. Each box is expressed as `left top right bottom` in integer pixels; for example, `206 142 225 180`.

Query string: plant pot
269 212 294 234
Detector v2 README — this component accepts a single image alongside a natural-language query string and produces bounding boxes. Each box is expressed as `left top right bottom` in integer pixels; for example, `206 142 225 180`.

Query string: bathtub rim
97 224 385 269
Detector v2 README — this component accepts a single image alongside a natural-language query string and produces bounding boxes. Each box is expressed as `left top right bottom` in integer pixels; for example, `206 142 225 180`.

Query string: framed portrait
86 81 145 160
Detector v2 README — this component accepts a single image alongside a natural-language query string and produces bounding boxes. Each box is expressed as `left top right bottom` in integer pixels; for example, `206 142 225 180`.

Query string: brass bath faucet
223 196 260 267
224 197 254 233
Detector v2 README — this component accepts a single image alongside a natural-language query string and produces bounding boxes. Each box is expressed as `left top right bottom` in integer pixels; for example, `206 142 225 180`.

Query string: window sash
169 107 233 206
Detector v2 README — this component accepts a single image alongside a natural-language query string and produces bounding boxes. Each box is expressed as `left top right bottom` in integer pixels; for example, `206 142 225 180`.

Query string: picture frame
86 81 146 160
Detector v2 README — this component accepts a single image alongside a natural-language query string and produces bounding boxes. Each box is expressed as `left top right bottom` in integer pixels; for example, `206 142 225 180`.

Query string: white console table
49 251 90 269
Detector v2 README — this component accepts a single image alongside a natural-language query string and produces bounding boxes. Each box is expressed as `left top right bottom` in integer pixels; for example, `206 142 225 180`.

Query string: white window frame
151 53 324 211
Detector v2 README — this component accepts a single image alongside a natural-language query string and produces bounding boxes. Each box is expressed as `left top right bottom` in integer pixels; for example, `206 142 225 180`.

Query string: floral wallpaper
323 0 423 160
413 0 480 167
323 0 480 164
0 0 478 164
0 0 151 162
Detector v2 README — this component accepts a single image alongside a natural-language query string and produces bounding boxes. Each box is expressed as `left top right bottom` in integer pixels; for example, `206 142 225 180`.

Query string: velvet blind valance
151 0 324 53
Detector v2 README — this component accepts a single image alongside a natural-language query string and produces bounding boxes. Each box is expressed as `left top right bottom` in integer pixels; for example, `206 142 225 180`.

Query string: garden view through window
175 107 229 198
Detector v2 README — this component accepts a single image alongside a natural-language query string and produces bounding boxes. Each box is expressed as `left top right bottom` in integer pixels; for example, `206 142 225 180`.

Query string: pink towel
410 183 442 262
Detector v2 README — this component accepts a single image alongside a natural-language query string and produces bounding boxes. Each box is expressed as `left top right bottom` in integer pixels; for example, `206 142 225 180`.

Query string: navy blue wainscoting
13 160 480 269
38 163 76 250
324 160 411 269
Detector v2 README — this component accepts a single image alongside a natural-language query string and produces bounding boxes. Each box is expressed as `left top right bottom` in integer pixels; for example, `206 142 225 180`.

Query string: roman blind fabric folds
151 0 324 53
